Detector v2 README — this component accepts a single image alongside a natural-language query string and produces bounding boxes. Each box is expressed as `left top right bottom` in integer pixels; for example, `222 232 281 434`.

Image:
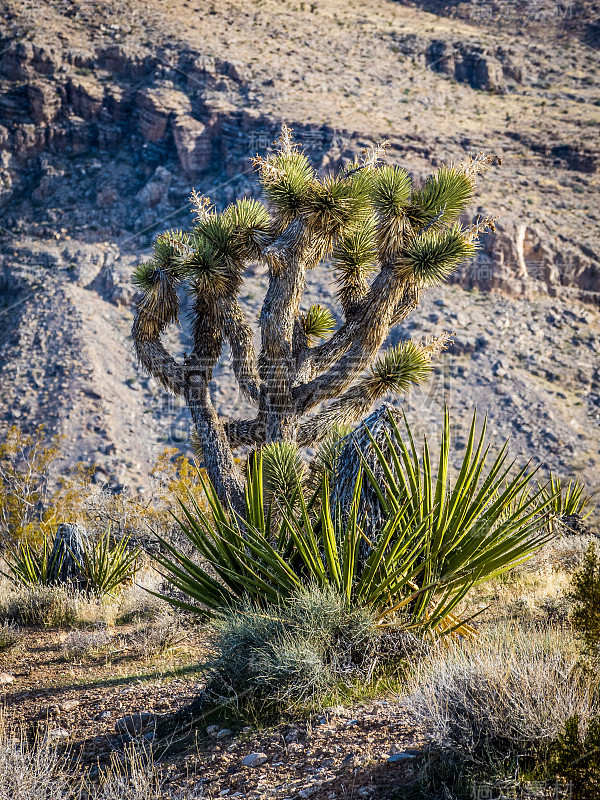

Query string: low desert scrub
60 629 111 661
130 615 188 660
0 719 71 800
204 584 426 711
405 623 599 791
0 622 23 653
0 564 168 630
569 541 600 662
0 718 180 800
0 585 81 627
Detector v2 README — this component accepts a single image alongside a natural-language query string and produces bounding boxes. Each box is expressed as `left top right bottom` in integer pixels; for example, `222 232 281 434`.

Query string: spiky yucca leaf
409 166 475 229
371 165 412 219
153 230 189 268
333 215 378 276
258 150 315 226
307 424 354 490
181 235 234 296
74 530 140 598
332 216 378 313
403 224 476 286
225 197 271 260
1 536 63 588
194 214 243 264
303 175 370 244
302 304 336 345
262 441 306 508
360 341 432 400
536 472 595 533
132 260 160 292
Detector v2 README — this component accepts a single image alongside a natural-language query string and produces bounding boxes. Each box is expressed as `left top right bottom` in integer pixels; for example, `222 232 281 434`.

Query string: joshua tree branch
132 280 185 395
293 268 415 414
259 217 308 441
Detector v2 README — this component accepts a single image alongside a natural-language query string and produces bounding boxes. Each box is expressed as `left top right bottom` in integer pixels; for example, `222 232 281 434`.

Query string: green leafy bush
548 714 600 800
569 542 600 660
155 409 555 636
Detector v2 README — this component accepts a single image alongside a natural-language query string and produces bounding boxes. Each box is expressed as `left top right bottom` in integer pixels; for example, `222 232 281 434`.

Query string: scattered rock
48 728 70 741
241 752 268 768
387 752 416 763
0 674 15 685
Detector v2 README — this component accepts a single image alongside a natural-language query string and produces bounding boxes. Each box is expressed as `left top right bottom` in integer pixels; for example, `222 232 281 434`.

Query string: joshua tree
132 127 496 513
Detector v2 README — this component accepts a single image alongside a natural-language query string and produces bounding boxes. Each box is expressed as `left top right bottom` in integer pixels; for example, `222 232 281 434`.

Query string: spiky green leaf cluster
183 234 232 296
361 341 432 399
409 166 475 228
333 214 378 277
403 224 476 286
303 175 371 243
132 260 160 292
132 231 190 292
261 441 306 508
260 151 316 227
371 165 412 219
224 197 271 260
302 304 336 345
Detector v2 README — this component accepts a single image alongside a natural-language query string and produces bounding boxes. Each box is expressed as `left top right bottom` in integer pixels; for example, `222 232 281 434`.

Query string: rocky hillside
0 0 598 500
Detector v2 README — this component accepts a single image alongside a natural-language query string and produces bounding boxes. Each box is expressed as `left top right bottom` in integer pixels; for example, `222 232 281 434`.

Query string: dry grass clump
60 630 111 661
130 615 188 661
0 718 187 800
205 584 425 710
0 568 168 630
405 623 599 783
0 720 71 800
0 585 80 628
0 622 23 653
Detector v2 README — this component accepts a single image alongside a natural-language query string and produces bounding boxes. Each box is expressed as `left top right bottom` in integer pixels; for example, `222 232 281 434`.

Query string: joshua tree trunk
131 128 496 511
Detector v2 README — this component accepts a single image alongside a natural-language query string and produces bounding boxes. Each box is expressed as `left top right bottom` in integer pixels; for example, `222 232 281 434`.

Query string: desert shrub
61 629 111 661
547 714 600 799
405 624 599 791
156 408 555 637
131 615 187 660
0 727 71 800
0 622 23 653
0 718 175 800
569 541 600 661
0 425 61 543
204 584 424 709
0 424 208 554
0 586 80 627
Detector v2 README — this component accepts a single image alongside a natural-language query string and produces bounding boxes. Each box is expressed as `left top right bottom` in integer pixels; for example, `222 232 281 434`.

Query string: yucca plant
74 530 140 598
358 407 559 629
537 473 595 534
1 536 63 588
153 409 556 636
1 530 140 599
131 127 498 513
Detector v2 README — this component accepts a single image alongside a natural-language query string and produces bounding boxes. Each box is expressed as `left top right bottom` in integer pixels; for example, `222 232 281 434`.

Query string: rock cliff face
0 0 598 498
